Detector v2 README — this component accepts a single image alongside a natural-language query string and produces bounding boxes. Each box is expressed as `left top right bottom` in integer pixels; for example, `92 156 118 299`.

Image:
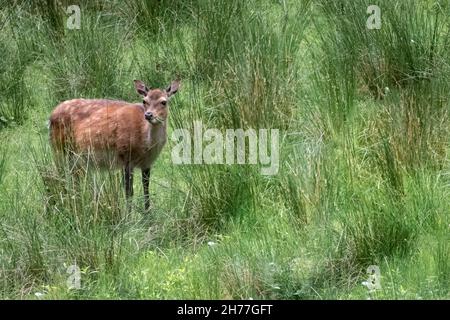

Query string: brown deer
49 79 180 210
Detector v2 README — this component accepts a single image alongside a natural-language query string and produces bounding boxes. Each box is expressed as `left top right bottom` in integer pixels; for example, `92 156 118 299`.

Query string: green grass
0 0 449 299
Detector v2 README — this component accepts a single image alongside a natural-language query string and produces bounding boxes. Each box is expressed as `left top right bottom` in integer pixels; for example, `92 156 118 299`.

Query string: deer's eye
143 100 146 105
161 100 167 106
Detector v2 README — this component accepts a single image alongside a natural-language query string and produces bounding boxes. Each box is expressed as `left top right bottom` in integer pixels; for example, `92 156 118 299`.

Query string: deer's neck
148 121 167 146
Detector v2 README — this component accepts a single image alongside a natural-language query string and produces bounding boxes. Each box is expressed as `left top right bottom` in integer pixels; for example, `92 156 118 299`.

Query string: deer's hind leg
123 164 134 211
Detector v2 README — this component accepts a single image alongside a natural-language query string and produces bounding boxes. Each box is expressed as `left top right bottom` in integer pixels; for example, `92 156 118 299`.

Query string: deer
49 79 180 211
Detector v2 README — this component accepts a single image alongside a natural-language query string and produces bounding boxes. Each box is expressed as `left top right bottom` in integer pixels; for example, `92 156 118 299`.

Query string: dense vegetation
0 0 448 299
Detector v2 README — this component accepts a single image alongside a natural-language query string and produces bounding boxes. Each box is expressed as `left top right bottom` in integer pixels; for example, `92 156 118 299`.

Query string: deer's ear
166 79 180 97
134 80 149 96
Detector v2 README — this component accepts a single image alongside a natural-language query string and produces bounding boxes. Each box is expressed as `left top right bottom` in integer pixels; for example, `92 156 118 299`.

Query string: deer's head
134 79 180 125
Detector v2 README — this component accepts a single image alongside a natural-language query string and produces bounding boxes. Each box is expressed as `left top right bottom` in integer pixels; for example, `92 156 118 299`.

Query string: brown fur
49 98 166 169
49 79 180 210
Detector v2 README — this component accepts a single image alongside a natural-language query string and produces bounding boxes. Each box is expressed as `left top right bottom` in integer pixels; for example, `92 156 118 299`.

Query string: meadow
0 0 449 299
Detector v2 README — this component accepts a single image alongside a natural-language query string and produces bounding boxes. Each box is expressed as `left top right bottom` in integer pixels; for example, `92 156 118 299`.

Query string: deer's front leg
142 168 150 211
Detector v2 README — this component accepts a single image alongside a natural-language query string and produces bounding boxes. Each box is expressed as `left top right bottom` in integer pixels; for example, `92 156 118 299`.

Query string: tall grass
317 0 450 166
0 132 142 297
121 0 197 36
164 0 313 231
0 4 47 127
0 0 448 299
45 14 132 102
0 144 6 187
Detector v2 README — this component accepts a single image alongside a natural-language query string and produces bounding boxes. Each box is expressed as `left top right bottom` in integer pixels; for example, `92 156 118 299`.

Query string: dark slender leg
142 168 150 211
124 165 134 209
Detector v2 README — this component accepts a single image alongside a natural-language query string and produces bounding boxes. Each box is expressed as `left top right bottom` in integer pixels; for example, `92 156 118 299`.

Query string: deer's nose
144 111 153 121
